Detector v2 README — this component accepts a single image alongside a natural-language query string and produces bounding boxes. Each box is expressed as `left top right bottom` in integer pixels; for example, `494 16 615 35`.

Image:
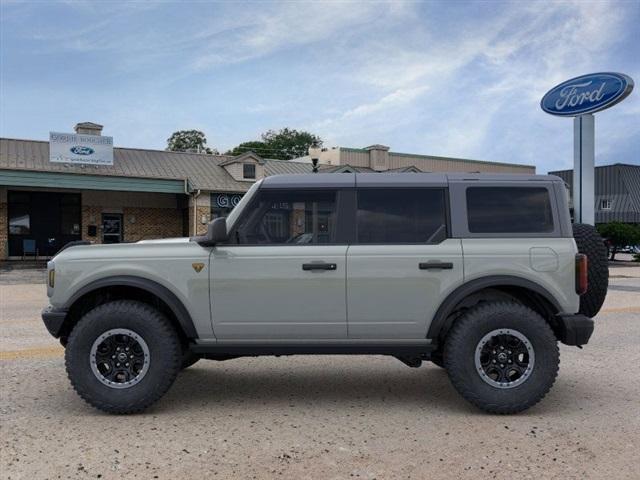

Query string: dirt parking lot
1 263 639 479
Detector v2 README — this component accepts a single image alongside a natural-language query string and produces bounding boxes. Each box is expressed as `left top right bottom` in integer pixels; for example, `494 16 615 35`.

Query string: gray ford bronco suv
42 173 608 414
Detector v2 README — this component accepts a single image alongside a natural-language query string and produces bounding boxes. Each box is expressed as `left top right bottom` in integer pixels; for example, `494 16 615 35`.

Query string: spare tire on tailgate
572 223 609 317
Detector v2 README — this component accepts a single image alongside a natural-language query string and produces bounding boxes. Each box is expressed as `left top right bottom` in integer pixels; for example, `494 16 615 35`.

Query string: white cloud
307 0 636 171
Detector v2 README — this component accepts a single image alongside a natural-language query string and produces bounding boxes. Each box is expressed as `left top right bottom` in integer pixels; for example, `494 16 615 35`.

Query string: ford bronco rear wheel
65 300 182 414
443 302 559 414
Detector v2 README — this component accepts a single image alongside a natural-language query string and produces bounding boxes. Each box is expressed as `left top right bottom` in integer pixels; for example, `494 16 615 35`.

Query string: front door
346 188 463 339
102 213 123 244
210 188 348 339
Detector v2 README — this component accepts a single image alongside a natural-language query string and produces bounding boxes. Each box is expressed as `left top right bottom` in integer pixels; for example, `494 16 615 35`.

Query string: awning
0 169 187 194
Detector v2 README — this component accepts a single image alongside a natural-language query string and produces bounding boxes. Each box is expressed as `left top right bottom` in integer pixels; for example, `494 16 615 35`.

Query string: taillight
575 254 588 295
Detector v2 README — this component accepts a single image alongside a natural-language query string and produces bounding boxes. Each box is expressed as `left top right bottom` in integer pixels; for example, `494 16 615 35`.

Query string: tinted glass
233 190 337 245
467 187 554 233
356 189 447 243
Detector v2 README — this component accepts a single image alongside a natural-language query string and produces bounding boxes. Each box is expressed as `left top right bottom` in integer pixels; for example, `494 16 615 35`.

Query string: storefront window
7 191 82 257
8 192 30 234
210 192 244 219
9 210 30 234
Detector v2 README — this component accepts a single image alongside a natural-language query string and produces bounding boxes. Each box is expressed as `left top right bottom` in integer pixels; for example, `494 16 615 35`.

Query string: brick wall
81 205 103 244
81 205 183 243
123 207 183 242
189 206 210 236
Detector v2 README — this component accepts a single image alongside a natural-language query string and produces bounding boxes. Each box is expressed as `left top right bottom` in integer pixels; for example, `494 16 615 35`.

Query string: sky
0 0 638 173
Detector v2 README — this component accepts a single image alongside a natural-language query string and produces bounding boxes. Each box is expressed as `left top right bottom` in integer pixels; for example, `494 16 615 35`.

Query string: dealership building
0 122 535 260
549 163 640 224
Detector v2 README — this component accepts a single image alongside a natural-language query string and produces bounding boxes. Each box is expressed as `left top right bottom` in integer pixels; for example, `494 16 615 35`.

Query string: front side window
232 190 337 245
243 163 256 179
356 189 447 243
467 187 554 233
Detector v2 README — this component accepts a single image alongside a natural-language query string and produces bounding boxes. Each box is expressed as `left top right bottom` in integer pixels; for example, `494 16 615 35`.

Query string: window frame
243 163 256 179
353 187 450 245
600 198 612 210
224 188 350 246
448 183 561 238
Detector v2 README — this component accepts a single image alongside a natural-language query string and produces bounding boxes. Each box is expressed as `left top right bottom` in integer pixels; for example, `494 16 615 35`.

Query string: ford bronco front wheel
443 301 559 414
65 300 182 414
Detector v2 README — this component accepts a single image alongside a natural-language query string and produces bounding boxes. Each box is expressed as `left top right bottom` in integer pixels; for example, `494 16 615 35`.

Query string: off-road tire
444 302 559 414
65 300 182 414
573 223 609 317
181 350 200 369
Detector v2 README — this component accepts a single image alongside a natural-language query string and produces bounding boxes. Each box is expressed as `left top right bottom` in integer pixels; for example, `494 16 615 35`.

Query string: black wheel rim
90 329 150 389
474 329 535 389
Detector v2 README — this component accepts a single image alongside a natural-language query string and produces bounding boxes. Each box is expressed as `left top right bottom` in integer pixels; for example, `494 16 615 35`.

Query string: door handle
302 262 337 271
419 261 453 270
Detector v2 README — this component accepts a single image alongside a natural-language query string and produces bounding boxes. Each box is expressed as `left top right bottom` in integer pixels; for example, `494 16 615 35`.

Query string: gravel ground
1 264 639 479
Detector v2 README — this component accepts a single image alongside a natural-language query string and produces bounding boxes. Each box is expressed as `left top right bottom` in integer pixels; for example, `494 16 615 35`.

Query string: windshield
225 179 262 230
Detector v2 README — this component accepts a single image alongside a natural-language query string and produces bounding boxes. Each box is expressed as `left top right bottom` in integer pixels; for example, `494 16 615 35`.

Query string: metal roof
262 159 314 175
0 137 250 192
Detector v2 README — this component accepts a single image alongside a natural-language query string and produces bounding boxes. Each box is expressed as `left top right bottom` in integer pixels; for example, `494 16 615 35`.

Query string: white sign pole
572 114 595 224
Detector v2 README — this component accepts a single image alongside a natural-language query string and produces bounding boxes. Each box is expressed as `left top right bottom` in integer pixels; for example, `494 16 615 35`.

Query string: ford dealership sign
541 72 634 116
50 132 113 165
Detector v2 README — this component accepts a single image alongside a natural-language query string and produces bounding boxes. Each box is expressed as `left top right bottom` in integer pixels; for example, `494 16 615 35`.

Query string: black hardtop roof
261 172 562 189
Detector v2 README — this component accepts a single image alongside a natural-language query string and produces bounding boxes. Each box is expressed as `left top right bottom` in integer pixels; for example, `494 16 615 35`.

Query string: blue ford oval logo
541 72 634 116
70 145 95 155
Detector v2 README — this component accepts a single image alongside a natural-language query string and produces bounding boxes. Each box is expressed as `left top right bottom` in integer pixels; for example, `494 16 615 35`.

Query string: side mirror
193 217 228 246
209 217 229 244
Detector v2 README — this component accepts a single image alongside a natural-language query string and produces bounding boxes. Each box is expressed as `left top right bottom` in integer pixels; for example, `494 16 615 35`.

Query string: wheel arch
60 276 197 343
427 276 562 342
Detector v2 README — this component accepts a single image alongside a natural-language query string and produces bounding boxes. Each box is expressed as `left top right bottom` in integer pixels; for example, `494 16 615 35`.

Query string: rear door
211 188 349 339
346 187 463 339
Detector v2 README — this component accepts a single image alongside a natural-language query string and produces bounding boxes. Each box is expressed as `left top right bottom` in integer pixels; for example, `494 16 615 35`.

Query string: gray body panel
210 245 348 339
48 239 214 337
346 240 463 338
461 238 579 314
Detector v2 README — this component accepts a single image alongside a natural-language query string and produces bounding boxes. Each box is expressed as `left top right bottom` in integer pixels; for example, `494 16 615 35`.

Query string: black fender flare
426 275 562 341
64 275 198 338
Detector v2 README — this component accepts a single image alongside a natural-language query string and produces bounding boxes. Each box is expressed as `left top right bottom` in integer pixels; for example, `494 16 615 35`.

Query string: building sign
214 193 243 209
49 132 114 165
541 72 634 117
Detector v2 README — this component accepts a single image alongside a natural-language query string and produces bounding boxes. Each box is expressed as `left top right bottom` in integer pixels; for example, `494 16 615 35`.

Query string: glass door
102 213 123 244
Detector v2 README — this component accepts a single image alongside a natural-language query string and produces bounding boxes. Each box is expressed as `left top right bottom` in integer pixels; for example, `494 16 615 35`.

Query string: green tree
226 128 322 160
225 141 268 157
261 128 322 160
596 222 640 260
167 130 217 154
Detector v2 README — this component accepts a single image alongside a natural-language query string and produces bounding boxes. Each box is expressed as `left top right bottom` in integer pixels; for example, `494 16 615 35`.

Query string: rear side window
466 187 554 233
356 189 447 243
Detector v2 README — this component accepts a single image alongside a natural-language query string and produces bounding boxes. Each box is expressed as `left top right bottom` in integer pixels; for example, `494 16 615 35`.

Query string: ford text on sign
541 72 633 116
49 132 114 165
